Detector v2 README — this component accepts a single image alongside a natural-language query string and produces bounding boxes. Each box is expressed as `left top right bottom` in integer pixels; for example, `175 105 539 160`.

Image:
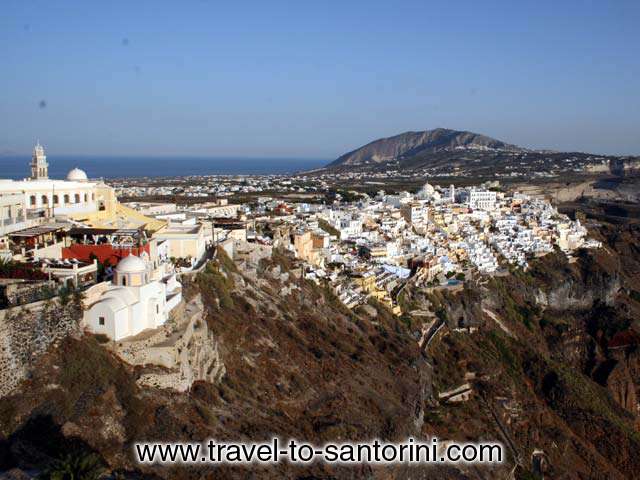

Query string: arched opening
30 195 36 206
121 276 127 286
64 194 70 204
41 195 48 205
74 193 81 203
84 193 88 202
91 193 95 201
53 194 59 205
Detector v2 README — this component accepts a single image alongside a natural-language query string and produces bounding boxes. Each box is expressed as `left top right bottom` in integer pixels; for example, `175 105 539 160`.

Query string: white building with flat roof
468 190 497 211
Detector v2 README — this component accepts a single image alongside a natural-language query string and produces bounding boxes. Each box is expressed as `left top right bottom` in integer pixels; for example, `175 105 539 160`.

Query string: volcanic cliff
1 219 639 479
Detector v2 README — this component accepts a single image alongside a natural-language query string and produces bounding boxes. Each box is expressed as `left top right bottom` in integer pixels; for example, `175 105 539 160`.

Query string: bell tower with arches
30 141 49 180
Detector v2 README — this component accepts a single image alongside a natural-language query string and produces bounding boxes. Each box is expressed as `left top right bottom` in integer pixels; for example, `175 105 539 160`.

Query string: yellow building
293 230 325 266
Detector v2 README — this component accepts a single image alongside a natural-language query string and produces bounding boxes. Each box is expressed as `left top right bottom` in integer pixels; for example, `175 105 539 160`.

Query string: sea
0 155 328 180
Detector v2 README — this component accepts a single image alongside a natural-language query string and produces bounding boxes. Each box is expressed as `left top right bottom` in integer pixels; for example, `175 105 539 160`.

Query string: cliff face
607 350 640 420
0 251 437 479
1 222 639 479
0 294 83 398
115 292 226 392
403 222 640 479
513 176 640 208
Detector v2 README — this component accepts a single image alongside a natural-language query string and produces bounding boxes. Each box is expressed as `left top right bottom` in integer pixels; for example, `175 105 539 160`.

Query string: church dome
115 254 147 274
422 183 435 195
66 167 88 181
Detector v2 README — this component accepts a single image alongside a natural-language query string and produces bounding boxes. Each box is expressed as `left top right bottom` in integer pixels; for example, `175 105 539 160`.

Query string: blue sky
1 0 638 157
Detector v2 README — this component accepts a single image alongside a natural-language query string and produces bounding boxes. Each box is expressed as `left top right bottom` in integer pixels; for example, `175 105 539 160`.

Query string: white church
0 142 112 216
84 252 182 341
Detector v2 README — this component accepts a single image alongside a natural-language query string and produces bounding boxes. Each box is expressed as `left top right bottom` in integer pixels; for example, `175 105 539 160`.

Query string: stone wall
114 293 225 392
0 297 81 398
0 273 222 397
0 279 57 308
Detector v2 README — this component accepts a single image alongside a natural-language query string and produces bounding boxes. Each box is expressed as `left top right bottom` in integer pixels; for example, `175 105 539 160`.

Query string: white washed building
469 190 497 211
84 254 181 341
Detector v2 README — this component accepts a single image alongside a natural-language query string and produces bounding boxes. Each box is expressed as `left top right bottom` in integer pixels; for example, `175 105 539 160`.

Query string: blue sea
0 155 328 180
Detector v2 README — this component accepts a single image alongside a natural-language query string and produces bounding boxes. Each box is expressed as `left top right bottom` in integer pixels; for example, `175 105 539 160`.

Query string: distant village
1 143 600 344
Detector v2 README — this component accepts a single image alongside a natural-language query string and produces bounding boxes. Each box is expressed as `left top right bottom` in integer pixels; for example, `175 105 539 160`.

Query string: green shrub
318 219 339 237
216 246 238 273
40 452 105 480
197 261 235 310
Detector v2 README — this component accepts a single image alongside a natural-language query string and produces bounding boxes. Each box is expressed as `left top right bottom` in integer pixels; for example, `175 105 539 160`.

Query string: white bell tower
30 141 49 180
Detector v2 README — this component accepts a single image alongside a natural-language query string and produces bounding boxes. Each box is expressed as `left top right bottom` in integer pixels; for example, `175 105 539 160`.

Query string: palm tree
39 452 105 480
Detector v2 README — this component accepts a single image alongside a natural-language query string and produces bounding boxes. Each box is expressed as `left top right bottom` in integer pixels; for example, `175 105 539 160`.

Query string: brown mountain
327 128 523 168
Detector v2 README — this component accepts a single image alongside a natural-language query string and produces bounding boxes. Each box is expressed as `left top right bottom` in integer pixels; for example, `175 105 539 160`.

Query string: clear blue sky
1 0 638 158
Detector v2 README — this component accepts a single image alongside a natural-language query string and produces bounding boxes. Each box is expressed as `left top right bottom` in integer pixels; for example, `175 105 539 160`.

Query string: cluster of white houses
271 180 599 312
1 142 603 341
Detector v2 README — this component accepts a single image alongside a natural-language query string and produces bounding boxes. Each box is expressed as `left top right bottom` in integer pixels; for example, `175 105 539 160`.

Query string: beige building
153 223 207 262
401 202 427 225
125 202 177 216
293 230 327 266
0 192 40 239
293 230 314 261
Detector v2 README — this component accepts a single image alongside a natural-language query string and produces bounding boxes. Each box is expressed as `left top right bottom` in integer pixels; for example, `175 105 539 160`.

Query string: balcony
7 225 67 259
0 214 44 236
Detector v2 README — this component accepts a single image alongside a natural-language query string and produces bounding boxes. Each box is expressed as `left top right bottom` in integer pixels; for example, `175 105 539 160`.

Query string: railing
27 209 47 220
177 247 216 279
10 239 65 255
0 215 26 227
0 215 43 236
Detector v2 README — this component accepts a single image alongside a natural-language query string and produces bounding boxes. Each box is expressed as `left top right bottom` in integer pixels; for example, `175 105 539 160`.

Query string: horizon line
0 153 332 161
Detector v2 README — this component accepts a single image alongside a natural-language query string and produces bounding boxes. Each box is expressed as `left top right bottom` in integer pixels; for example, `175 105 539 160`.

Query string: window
30 195 36 206
99 316 105 326
53 194 59 205
84 193 88 202
156 305 159 314
41 195 48 205
122 276 127 286
74 193 80 203
64 194 70 203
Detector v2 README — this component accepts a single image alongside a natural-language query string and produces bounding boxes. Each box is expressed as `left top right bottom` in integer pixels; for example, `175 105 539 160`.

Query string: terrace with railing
0 209 47 237
8 225 67 258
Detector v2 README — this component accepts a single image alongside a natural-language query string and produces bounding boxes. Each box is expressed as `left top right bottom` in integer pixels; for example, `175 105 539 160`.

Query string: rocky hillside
400 223 640 478
322 128 640 178
328 128 522 168
1 220 640 479
0 250 437 479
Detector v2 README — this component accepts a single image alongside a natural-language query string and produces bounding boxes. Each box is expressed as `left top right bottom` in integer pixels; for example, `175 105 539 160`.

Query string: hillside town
1 144 599 338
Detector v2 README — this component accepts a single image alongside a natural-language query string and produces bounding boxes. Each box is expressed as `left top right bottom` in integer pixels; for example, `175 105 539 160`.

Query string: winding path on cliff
482 308 515 338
